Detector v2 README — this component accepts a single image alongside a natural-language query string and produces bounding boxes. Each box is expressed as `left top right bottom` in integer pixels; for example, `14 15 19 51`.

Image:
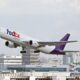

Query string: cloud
69 0 80 13
0 0 80 16
0 0 6 8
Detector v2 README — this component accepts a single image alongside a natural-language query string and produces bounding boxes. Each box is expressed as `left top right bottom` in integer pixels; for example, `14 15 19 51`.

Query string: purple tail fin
54 33 70 51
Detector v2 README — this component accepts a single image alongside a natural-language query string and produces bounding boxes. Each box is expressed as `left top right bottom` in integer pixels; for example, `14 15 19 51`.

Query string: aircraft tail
54 33 70 51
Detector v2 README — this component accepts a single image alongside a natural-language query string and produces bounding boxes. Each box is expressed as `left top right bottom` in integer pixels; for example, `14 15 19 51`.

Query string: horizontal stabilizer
59 50 80 53
38 40 77 46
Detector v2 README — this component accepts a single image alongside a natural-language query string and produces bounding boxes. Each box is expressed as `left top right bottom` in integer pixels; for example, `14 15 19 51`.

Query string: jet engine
5 41 18 48
29 40 39 47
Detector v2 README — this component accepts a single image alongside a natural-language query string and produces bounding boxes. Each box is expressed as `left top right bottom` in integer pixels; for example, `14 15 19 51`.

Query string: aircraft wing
38 41 77 46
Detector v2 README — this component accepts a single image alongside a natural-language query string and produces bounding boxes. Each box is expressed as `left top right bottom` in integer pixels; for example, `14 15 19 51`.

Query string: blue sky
0 0 80 57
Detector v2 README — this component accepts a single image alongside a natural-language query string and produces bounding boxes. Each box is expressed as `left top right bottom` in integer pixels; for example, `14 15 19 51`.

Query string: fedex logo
7 29 20 38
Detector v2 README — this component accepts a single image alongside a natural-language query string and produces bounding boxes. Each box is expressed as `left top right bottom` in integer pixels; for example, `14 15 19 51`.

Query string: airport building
63 52 80 65
0 54 22 71
0 52 40 71
0 54 68 72
7 64 69 72
0 54 22 65
0 53 80 80
0 52 80 72
0 51 40 65
21 50 40 65
63 53 73 65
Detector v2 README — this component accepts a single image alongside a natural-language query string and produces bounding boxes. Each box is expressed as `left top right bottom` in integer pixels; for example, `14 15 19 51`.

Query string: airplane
0 27 78 55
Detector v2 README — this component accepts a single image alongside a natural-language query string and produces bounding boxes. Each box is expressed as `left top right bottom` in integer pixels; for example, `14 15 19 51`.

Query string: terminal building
0 52 80 72
21 50 40 65
0 54 22 65
7 64 69 72
63 52 80 65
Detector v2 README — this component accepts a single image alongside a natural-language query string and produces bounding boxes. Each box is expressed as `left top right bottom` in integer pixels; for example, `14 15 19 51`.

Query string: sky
0 0 80 58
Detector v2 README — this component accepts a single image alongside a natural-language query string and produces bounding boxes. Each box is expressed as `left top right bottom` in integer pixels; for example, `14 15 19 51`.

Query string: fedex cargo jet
0 27 78 55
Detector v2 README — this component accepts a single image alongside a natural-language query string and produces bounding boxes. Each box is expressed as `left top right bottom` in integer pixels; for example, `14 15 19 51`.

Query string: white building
0 54 22 65
0 52 40 65
63 52 80 65
73 52 80 64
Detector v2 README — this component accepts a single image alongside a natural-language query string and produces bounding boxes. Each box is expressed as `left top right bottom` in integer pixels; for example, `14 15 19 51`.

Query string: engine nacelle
29 40 39 47
5 41 17 48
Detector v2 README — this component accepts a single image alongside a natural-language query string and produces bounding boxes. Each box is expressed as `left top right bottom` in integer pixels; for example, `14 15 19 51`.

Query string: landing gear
20 51 26 53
